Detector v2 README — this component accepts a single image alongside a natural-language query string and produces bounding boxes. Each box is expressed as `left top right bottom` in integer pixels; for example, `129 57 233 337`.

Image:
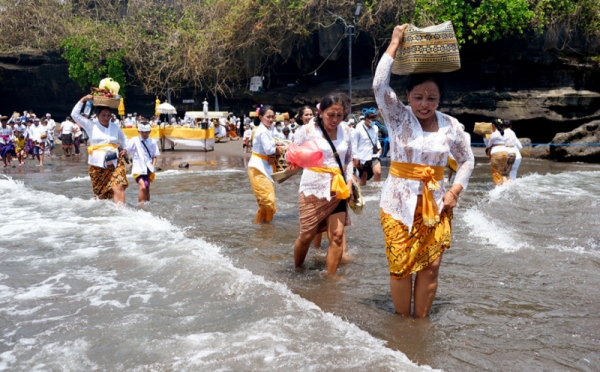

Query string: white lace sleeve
342 125 354 182
373 54 409 133
449 123 475 189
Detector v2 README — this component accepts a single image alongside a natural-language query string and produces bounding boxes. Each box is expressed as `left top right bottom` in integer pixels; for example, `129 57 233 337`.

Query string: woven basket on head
474 122 493 136
392 21 461 75
92 96 120 109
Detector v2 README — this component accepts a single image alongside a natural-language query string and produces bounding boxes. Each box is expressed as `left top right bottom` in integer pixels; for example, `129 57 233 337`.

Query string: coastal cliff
0 28 598 144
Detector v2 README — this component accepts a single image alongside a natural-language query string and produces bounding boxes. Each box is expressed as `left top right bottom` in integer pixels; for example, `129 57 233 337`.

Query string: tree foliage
0 0 597 95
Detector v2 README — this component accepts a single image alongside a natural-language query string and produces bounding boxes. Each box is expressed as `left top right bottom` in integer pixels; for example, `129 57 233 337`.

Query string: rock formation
550 121 600 162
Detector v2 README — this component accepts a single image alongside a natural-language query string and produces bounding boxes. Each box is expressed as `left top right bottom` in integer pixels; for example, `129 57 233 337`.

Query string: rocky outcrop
550 121 600 162
518 138 532 157
530 144 551 159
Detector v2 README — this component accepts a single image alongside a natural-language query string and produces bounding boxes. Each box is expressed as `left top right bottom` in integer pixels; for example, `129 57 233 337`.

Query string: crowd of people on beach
0 111 92 167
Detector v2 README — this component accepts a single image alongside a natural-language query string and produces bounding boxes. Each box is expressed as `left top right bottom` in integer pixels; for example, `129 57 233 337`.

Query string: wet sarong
381 206 452 279
88 157 129 200
248 167 276 223
490 151 508 185
298 193 351 234
506 153 516 177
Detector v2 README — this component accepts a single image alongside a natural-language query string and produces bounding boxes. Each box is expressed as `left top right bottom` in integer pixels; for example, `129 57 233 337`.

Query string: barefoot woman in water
373 25 474 317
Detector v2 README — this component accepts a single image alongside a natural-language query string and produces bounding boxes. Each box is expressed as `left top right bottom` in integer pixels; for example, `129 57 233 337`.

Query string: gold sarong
298 193 350 233
381 206 452 279
307 167 349 200
252 152 277 173
490 151 508 185
88 157 129 200
389 162 445 226
248 167 276 223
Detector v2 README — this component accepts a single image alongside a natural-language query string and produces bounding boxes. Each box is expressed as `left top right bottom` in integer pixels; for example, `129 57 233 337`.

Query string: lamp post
329 3 362 105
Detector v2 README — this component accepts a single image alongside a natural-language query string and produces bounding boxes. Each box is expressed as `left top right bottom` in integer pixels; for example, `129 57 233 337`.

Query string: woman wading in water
373 25 474 317
72 95 128 203
485 119 511 185
247 105 281 223
291 93 353 275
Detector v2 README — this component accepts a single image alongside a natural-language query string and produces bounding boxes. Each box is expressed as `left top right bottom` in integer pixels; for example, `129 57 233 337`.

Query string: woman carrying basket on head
290 93 354 275
247 105 281 223
373 25 474 317
72 95 128 203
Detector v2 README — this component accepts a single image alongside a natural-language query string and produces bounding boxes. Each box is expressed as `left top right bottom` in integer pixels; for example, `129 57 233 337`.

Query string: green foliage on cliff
61 36 127 97
0 0 597 95
413 0 534 44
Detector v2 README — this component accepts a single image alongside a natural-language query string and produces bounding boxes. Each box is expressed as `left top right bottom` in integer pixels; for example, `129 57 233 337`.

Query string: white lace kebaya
373 53 474 230
291 120 353 201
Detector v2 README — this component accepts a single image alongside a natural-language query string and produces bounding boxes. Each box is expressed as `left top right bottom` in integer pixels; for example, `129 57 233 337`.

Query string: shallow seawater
1 150 599 371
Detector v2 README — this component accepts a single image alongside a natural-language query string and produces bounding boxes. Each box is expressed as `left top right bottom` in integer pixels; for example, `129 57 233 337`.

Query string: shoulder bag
317 121 364 214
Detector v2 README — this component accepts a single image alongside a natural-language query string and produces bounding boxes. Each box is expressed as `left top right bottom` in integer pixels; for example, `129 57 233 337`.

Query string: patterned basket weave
392 21 461 75
92 96 120 109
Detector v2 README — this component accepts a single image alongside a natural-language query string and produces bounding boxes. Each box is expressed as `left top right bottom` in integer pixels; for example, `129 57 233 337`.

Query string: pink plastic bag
285 140 324 168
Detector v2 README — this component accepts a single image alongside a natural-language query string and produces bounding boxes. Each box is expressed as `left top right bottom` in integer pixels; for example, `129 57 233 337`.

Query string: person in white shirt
0 116 16 167
289 93 354 275
30 119 47 166
72 95 129 203
281 126 294 141
247 105 281 223
127 123 160 204
273 122 284 138
243 124 253 153
352 112 382 186
123 114 135 128
214 122 226 139
59 117 75 157
373 25 474 317
45 114 56 153
502 120 522 180
484 119 510 185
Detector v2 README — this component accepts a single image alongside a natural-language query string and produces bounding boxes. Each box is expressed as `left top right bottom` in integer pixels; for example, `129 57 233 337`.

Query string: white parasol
157 103 177 114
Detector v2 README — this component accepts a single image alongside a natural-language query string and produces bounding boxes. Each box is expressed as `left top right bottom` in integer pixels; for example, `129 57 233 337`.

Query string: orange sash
252 152 277 173
307 166 350 200
389 162 445 226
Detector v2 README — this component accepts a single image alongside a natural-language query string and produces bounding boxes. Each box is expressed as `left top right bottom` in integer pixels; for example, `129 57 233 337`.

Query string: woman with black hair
291 92 353 275
373 25 474 317
296 105 315 126
485 118 510 185
247 105 280 223
71 95 128 203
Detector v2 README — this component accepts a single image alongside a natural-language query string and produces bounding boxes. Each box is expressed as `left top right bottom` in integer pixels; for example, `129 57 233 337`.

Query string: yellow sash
87 143 118 155
307 166 350 200
389 162 445 226
252 152 277 173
